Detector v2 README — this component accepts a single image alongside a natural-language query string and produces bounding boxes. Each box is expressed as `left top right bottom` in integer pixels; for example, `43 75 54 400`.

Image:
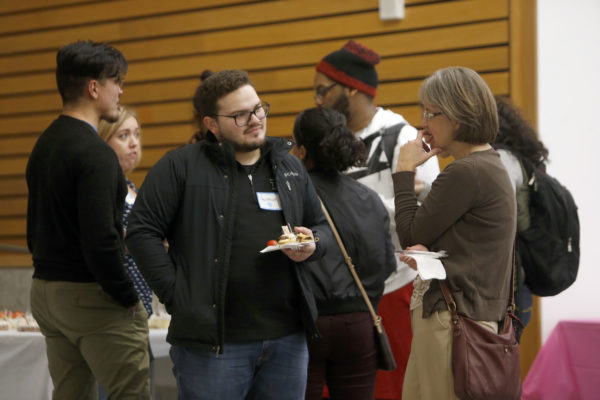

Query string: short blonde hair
98 106 142 169
419 67 498 144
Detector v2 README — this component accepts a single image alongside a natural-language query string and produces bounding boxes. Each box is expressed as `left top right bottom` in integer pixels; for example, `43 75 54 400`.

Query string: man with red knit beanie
313 40 440 399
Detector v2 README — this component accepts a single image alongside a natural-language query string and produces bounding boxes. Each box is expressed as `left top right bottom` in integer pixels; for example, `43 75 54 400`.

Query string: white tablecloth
0 329 169 400
149 329 170 358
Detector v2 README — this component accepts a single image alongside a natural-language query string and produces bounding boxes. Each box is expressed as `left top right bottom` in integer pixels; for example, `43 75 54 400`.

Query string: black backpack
346 122 406 180
516 158 580 296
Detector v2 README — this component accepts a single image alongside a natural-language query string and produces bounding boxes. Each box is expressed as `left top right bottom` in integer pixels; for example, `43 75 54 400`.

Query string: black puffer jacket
126 133 331 353
307 170 396 314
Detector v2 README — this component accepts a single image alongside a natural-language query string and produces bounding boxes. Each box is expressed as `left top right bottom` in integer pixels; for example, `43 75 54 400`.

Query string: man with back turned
26 40 150 399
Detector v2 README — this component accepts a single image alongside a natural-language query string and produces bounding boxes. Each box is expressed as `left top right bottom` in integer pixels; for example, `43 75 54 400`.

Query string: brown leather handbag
319 199 397 371
439 256 522 400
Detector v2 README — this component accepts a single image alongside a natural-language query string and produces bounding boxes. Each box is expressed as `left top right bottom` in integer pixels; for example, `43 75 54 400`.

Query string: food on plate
262 226 316 252
17 314 40 332
276 225 314 245
1 310 26 330
296 233 313 243
277 232 298 245
261 227 318 253
0 311 41 332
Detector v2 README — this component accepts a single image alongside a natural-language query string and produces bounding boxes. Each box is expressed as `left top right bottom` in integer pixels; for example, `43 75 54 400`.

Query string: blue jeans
515 284 533 343
170 332 308 400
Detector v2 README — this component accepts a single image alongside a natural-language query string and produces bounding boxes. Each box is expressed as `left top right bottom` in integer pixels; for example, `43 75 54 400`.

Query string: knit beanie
316 40 381 98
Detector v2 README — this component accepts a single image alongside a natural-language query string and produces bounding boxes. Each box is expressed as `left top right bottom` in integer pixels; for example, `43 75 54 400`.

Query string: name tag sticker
125 191 136 206
257 192 282 211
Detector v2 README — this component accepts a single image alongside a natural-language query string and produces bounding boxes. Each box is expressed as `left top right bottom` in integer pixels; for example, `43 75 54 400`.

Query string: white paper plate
260 241 315 253
396 250 447 258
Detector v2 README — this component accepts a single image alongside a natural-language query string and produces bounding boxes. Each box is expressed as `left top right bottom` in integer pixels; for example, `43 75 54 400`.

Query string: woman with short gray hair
393 66 516 400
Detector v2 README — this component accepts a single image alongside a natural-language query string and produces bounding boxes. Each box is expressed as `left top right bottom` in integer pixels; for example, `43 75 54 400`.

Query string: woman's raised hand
396 130 441 172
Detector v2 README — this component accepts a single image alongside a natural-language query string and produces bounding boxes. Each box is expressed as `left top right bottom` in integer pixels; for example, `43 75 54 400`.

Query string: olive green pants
31 279 150 400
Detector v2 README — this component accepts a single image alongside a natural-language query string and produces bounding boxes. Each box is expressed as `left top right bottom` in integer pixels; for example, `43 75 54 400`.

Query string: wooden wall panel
0 19 509 96
0 0 515 245
0 1 378 55
0 197 27 217
0 253 31 267
0 136 38 155
0 46 509 117
0 0 249 34
0 177 27 197
0 1 540 374
1 217 26 236
0 0 97 15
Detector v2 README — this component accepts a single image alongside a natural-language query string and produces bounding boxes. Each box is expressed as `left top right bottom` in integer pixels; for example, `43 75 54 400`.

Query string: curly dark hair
192 69 214 117
190 69 214 143
194 70 253 119
494 96 548 164
293 107 366 172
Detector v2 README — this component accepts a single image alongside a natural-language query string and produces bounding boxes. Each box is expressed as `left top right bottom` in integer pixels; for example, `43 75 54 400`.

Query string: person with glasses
125 69 332 400
313 40 440 399
394 67 516 400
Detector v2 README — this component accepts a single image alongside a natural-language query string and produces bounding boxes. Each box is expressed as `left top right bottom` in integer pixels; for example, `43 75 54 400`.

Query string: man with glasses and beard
126 69 331 400
313 41 439 399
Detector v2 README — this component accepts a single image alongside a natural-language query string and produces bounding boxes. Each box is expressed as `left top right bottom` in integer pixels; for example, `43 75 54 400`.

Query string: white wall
537 0 600 342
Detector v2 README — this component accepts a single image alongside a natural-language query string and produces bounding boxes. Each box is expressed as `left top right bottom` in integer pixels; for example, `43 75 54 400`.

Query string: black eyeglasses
314 82 338 102
215 102 270 127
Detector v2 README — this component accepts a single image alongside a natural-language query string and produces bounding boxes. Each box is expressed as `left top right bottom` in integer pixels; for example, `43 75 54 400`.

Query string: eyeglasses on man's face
216 102 270 127
314 82 338 102
422 110 443 121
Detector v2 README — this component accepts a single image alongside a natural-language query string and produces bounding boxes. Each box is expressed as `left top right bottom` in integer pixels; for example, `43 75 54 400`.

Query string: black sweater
26 115 138 308
306 170 396 314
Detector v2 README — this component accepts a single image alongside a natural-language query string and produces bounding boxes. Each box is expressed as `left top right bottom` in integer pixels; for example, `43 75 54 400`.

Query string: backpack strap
513 155 533 290
346 122 406 180
380 122 405 166
515 157 532 233
363 122 405 175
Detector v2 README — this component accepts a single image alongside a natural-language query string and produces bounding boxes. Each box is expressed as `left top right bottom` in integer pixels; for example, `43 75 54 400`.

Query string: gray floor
155 385 177 400
154 356 177 400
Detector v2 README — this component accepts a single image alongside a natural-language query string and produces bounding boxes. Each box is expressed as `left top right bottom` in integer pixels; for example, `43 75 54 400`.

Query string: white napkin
410 254 446 280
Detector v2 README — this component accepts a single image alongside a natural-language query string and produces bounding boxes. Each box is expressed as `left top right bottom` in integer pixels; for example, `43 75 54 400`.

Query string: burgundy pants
306 312 378 400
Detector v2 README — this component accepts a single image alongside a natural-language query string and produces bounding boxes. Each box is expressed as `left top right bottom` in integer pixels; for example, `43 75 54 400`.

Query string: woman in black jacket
293 107 396 400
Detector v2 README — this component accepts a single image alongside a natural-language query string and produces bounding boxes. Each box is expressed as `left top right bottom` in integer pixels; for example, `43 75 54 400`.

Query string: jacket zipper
216 164 235 357
248 173 256 198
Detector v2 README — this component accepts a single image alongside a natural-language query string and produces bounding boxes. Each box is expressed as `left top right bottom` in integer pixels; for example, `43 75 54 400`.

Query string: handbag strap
439 245 516 324
318 198 384 334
